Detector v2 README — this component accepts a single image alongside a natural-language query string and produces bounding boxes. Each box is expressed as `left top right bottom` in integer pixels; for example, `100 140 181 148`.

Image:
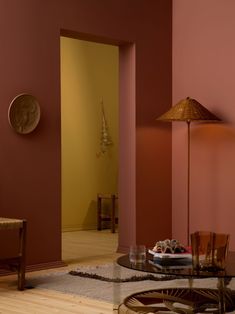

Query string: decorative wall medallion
8 94 40 134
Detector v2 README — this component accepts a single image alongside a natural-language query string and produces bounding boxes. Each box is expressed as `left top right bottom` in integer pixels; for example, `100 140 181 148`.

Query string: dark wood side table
0 218 27 290
97 193 118 233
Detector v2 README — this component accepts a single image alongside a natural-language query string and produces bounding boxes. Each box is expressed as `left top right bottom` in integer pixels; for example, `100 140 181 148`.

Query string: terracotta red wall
0 0 172 266
173 0 235 249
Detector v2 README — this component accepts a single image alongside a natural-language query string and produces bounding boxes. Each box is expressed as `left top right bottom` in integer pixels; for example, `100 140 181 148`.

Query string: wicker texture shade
157 97 220 122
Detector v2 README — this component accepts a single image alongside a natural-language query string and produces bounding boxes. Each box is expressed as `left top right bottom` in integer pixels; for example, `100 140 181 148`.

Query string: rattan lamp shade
157 97 221 122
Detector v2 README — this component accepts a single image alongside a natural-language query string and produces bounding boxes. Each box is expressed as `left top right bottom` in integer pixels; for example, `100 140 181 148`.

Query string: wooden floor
62 229 120 267
0 230 122 314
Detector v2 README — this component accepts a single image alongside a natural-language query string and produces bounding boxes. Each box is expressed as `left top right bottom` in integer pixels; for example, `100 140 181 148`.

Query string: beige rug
26 263 234 306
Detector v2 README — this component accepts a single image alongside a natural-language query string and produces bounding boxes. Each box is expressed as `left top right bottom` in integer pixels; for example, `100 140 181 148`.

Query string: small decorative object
148 239 192 269
8 93 40 134
191 231 229 271
149 239 192 268
152 238 188 254
96 99 113 157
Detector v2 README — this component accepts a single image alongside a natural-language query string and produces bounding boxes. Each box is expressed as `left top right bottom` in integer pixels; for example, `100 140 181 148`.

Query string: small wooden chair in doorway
0 217 27 290
97 193 118 233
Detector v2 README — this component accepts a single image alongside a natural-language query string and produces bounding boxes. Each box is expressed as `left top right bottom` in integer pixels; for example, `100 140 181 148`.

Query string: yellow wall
61 37 119 231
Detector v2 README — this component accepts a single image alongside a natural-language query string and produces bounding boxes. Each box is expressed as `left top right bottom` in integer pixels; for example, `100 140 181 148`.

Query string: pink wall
0 0 172 266
118 44 137 251
173 0 235 249
136 5 172 247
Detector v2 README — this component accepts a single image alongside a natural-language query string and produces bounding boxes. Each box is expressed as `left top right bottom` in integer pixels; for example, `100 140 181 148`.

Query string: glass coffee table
117 252 235 314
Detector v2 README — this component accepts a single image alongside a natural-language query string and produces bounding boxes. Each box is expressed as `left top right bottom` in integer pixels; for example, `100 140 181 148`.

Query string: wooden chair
97 193 118 233
0 218 27 290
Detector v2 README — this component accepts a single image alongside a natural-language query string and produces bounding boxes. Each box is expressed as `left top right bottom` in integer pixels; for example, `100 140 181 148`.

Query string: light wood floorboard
0 230 122 314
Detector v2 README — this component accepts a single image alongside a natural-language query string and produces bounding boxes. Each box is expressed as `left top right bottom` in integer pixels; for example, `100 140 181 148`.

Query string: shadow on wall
192 123 235 143
191 123 235 169
190 123 235 246
82 200 97 230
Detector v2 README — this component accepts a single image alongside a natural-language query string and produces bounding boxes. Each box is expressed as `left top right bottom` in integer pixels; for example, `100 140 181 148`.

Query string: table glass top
117 252 235 278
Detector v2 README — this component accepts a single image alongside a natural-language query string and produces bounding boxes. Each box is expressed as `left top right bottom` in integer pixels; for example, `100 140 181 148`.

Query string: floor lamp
157 97 220 246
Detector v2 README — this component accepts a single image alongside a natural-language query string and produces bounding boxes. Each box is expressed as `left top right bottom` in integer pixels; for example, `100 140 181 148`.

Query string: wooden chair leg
111 195 116 233
18 220 27 290
97 196 102 231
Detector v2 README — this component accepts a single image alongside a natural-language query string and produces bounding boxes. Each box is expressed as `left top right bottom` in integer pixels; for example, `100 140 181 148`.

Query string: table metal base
122 287 235 314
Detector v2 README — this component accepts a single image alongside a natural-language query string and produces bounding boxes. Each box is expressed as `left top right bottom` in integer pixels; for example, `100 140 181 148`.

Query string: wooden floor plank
0 230 120 313
0 289 114 313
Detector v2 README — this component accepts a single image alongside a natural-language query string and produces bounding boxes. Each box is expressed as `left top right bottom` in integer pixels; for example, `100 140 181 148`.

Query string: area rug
68 265 175 282
26 262 223 305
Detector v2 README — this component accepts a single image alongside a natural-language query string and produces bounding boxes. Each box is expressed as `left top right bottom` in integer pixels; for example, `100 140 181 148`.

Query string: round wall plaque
8 94 40 134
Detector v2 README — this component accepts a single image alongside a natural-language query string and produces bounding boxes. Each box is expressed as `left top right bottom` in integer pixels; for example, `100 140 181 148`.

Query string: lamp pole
187 120 191 246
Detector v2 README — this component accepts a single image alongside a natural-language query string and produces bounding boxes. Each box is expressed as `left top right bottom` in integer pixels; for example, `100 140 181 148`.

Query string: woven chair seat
0 217 23 229
0 217 27 290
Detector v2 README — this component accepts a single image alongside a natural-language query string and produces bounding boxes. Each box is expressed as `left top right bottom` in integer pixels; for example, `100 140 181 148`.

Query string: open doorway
60 36 119 264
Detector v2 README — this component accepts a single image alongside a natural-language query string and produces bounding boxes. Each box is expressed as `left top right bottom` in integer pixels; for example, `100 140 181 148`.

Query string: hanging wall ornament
8 93 40 134
97 99 113 157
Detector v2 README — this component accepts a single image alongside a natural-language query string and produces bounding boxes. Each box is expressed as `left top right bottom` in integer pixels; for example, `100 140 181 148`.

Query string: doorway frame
60 29 136 254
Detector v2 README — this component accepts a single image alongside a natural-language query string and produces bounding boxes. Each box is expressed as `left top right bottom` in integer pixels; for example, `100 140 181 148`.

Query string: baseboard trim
26 260 67 272
62 225 97 232
0 260 67 276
